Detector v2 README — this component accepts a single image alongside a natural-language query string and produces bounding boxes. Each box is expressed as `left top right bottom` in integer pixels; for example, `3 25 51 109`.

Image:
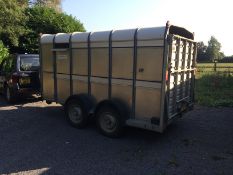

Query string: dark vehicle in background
0 54 40 103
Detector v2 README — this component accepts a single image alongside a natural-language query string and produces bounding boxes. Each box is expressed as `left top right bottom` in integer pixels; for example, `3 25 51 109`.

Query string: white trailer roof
137 27 166 40
112 28 136 41
71 32 90 43
54 33 71 43
90 31 112 42
40 34 55 44
41 25 193 44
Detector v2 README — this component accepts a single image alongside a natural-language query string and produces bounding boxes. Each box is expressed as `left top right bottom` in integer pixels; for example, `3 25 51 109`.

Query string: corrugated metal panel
72 49 88 75
54 33 71 43
135 87 161 119
137 47 163 81
91 48 109 77
41 34 54 44
41 44 53 72
137 27 166 40
90 31 111 41
71 32 90 43
112 48 133 79
112 29 136 41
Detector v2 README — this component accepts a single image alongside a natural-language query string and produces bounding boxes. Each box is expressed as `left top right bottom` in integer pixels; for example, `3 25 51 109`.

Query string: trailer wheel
65 98 89 128
96 106 124 138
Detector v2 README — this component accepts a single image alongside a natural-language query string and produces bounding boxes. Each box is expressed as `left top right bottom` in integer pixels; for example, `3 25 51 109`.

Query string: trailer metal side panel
135 84 161 120
57 74 70 103
42 72 54 100
91 48 109 77
41 44 53 72
72 49 88 75
111 79 133 111
137 39 164 47
112 48 133 79
137 47 164 81
56 51 70 74
72 75 88 95
91 77 108 102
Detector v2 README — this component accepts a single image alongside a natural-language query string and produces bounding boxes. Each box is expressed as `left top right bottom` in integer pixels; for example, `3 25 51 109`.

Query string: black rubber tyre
65 98 89 128
96 106 124 138
5 86 16 103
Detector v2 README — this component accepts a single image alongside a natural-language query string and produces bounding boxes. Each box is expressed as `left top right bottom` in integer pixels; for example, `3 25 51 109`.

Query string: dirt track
0 96 232 175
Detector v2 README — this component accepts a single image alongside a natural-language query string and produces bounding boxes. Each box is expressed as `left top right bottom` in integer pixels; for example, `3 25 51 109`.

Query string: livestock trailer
40 22 197 137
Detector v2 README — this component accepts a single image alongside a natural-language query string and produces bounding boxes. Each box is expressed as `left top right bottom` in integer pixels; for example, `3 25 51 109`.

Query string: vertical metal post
191 42 197 102
52 35 57 102
87 32 91 96
69 34 73 96
132 28 138 118
181 39 186 99
108 30 113 99
159 24 170 131
173 38 181 107
39 35 43 100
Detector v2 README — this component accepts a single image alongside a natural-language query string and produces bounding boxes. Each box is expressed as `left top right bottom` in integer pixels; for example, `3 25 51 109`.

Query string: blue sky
62 0 232 55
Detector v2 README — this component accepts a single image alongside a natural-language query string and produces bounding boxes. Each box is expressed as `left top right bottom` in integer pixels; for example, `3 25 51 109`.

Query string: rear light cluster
166 63 172 82
11 73 19 84
166 70 169 81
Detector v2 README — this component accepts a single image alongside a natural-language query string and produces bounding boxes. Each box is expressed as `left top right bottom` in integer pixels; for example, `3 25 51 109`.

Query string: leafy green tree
197 41 208 62
206 36 223 62
0 0 27 49
0 40 9 64
17 6 85 53
29 0 62 12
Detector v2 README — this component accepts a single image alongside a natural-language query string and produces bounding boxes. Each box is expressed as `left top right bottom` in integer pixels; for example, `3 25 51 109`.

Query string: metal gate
167 35 197 119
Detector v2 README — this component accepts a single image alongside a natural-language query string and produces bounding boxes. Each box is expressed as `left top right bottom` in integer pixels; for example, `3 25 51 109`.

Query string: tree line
0 0 85 63
197 36 228 63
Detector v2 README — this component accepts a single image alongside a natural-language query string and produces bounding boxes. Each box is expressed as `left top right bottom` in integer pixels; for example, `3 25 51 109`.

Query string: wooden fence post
214 61 217 72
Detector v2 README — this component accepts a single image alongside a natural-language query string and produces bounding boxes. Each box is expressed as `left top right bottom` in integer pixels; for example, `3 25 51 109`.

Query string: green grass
195 71 233 107
197 63 233 67
195 63 233 107
197 63 233 72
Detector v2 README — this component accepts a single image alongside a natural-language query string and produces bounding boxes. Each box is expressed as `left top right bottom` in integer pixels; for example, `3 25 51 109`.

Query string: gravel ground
0 96 232 175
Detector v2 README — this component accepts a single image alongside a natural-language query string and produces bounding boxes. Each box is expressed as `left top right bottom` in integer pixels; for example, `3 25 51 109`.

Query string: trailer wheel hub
100 113 117 132
69 105 82 124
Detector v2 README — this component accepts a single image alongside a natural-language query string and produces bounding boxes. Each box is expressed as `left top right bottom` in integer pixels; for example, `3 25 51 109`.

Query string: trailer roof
40 24 194 44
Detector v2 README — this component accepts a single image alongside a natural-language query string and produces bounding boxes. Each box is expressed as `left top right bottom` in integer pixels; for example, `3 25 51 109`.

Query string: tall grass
195 71 233 107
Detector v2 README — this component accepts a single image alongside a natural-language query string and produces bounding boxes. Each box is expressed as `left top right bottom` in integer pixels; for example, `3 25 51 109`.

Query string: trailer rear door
166 35 196 119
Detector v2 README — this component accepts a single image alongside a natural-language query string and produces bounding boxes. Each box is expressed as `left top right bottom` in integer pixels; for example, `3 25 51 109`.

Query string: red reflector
166 71 169 81
11 75 19 83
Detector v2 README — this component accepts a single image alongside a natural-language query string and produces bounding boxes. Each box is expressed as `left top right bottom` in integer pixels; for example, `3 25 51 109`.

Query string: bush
0 40 9 63
16 6 85 54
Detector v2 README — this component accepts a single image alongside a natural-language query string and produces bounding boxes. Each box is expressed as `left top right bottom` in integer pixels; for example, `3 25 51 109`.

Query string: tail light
11 73 19 84
166 70 169 81
166 63 171 82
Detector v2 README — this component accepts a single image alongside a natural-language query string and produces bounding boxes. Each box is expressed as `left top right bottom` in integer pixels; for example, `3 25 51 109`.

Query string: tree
0 40 9 63
206 36 223 62
0 0 27 49
197 41 208 62
16 6 85 53
29 0 63 12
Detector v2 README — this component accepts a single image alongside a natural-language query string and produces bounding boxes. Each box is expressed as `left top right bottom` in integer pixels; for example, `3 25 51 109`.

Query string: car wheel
5 86 15 103
96 106 124 138
65 98 89 128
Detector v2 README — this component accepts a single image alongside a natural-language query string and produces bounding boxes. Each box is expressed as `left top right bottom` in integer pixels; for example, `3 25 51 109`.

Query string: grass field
195 63 233 107
197 63 233 73
197 63 233 67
